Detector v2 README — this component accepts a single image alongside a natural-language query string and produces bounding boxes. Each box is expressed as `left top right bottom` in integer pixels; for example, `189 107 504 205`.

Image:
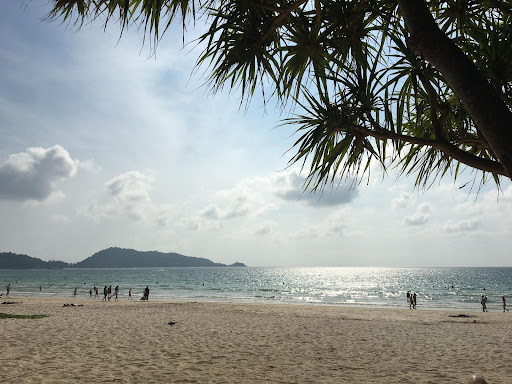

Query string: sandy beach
1 297 511 383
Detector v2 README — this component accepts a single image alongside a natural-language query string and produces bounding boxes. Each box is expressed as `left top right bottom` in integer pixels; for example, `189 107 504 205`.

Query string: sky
1 1 511 267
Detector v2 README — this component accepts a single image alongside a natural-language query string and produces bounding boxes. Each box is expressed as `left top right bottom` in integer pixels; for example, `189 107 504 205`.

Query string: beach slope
1 297 510 383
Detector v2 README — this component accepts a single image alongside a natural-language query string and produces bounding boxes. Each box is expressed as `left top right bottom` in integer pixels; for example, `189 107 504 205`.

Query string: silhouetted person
481 295 488 312
503 296 508 312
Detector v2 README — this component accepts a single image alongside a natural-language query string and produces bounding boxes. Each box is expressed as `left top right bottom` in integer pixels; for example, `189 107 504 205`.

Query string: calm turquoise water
1 267 511 311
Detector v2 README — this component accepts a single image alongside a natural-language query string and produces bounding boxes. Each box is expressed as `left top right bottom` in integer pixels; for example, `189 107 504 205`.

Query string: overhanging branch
346 123 506 176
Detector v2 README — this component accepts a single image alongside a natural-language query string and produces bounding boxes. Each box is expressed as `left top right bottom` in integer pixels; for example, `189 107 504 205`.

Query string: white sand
1 296 510 383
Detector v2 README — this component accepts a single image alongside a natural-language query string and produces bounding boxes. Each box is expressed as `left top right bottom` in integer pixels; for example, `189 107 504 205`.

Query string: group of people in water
70 285 150 302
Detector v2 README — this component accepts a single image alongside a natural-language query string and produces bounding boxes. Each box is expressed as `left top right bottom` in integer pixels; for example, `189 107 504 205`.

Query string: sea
1 267 511 311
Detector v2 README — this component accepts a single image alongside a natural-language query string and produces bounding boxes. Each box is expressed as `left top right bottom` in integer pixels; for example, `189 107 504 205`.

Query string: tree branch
261 0 308 41
312 0 322 36
397 0 512 179
346 123 506 176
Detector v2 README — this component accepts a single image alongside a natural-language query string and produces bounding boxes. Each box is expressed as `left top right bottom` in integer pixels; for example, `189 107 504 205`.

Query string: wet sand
1 296 510 383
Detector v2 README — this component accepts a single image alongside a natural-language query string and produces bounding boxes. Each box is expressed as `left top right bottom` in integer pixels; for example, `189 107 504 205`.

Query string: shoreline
2 296 511 383
1 291 499 313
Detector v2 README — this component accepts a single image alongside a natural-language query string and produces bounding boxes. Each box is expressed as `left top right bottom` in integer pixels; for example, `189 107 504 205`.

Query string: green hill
0 252 69 269
0 248 246 269
73 247 245 268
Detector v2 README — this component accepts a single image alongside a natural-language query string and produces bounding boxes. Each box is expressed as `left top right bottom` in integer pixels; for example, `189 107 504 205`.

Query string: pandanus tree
46 0 512 190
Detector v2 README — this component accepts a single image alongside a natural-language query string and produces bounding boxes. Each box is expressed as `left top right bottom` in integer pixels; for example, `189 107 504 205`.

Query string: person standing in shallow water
503 296 509 312
481 295 488 312
413 292 417 309
102 286 107 302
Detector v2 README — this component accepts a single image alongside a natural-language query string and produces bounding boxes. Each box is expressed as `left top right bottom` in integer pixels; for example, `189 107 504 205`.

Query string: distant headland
0 247 246 269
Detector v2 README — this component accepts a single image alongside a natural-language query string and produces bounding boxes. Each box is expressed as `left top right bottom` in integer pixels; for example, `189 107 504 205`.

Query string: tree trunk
397 0 512 180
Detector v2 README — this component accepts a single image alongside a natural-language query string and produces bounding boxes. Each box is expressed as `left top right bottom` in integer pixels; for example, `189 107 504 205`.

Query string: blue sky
1 1 511 267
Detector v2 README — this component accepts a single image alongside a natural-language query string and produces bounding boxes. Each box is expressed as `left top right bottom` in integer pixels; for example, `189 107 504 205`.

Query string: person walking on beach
144 286 150 301
107 285 112 301
407 291 411 307
73 288 77 298
95 288 99 298
503 296 509 312
481 295 488 312
113 286 119 302
6 283 10 296
103 286 107 302
128 289 132 300
89 288 92 298
409 292 416 309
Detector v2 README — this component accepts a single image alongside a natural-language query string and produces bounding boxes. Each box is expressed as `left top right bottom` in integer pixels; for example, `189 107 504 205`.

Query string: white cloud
287 207 351 240
443 219 480 233
80 170 155 221
272 169 358 206
0 145 78 201
252 222 275 236
78 159 102 174
199 191 249 219
404 215 429 226
326 209 349 236
106 171 153 203
403 203 431 226
197 180 272 222
392 192 410 209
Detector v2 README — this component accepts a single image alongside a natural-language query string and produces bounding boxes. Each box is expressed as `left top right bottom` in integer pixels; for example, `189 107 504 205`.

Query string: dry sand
1 296 511 383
